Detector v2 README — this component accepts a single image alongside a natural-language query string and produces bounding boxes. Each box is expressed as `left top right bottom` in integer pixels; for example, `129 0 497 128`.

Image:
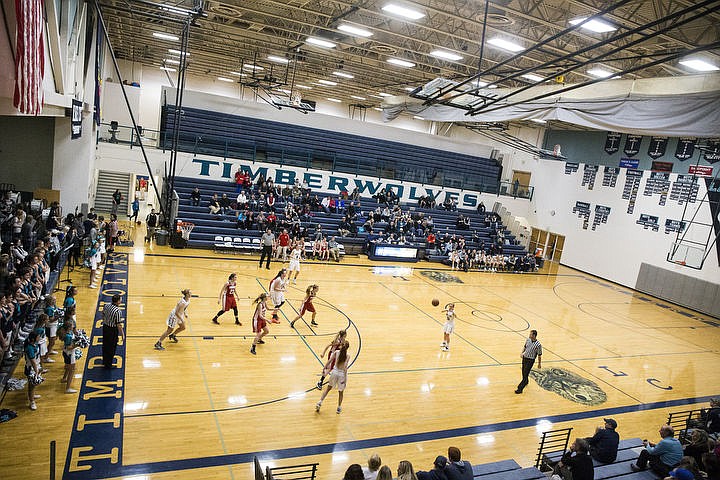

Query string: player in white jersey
287 244 303 284
269 269 287 322
441 303 455 351
155 289 191 350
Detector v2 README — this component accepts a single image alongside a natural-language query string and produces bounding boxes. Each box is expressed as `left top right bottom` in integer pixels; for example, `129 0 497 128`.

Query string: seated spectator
362 453 382 480
417 456 448 480
701 452 720 480
236 210 247 229
191 187 201 206
683 429 711 470
445 446 472 480
477 201 486 214
219 194 232 215
397 460 417 480
209 194 221 215
703 397 720 435
344 464 365 480
328 236 340 262
550 438 594 480
266 192 276 212
236 191 247 210
321 196 330 213
665 456 702 479
631 425 683 477
585 418 619 464
350 187 360 201
338 217 352 237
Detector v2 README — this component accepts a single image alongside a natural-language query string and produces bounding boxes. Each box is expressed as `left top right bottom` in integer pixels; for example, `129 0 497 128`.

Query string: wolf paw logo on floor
420 271 464 283
530 368 607 405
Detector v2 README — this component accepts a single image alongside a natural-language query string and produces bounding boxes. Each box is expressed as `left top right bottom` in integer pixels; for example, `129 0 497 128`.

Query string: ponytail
181 289 190 296
337 340 349 365
253 293 267 304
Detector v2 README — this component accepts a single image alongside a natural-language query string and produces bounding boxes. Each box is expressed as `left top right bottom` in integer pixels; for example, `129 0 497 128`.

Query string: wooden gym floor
1 223 718 480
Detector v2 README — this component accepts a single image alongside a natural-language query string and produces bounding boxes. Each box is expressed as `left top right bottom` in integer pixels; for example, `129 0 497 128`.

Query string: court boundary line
118 394 718 477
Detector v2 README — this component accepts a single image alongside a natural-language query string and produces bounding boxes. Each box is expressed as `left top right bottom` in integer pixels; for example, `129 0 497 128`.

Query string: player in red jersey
250 293 270 355
211 273 241 325
316 329 346 389
289 284 319 328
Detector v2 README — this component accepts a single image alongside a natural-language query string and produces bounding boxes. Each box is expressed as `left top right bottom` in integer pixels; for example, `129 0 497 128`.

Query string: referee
515 329 542 394
102 294 125 368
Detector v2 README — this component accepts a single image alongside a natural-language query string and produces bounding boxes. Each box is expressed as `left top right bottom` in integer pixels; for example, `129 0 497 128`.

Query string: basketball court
1 224 718 479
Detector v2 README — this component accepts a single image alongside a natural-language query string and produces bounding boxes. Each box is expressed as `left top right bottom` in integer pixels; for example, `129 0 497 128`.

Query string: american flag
13 0 45 115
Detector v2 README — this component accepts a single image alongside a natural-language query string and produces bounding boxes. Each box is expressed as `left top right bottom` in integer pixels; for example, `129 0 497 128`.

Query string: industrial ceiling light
153 32 179 41
569 17 617 33
587 67 618 78
521 73 544 82
487 38 524 52
168 49 189 56
337 24 373 37
332 71 355 79
164 58 180 64
243 65 264 71
382 4 425 20
318 79 338 86
679 58 720 72
327 98 342 103
306 37 336 48
217 77 234 82
160 66 176 72
268 55 289 64
430 50 463 61
295 84 312 89
387 58 415 68
351 95 367 100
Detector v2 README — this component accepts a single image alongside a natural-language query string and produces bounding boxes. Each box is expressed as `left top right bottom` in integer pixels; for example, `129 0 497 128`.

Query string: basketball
432 299 440 307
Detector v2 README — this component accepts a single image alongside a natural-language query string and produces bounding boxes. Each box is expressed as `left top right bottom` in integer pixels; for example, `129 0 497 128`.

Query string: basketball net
179 223 194 240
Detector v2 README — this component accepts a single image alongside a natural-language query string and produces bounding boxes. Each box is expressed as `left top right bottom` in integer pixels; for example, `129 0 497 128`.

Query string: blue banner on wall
619 158 639 168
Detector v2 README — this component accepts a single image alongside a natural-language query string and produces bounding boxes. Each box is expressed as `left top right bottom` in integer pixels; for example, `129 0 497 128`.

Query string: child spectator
24 331 42 410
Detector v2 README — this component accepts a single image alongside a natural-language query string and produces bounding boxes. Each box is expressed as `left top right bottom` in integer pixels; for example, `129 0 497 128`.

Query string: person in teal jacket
631 425 683 477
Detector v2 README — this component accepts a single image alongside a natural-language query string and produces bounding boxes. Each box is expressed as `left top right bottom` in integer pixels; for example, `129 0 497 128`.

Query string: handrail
535 427 572 470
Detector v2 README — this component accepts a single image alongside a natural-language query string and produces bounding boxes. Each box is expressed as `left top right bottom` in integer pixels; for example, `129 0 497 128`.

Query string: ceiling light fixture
164 58 180 64
521 73 544 82
382 4 425 20
373 107 383 111
569 17 617 33
487 38 524 52
531 119 547 124
327 98 342 103
404 87 415 91
243 65 264 71
153 32 179 41
306 37 336 48
378 92 393 97
217 77 234 83
168 49 189 56
351 95 367 100
318 79 338 86
268 55 289 64
430 50 463 61
387 58 415 68
337 24 373 37
587 67 616 78
160 66 176 72
679 58 720 72
332 71 354 79
295 84 312 89
413 115 425 120
229 71 247 76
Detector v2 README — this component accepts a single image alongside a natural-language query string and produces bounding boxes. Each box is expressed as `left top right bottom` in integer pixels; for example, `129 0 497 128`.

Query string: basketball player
250 293 270 355
289 284 319 328
316 329 346 389
154 289 191 350
269 269 287 323
441 303 455 351
315 340 350 414
287 243 303 285
211 273 242 325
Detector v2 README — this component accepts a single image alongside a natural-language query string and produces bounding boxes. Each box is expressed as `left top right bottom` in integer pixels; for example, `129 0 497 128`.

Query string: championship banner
674 137 696 161
688 165 714 176
702 139 720 164
651 161 673 172
647 136 668 159
623 134 643 157
604 132 621 155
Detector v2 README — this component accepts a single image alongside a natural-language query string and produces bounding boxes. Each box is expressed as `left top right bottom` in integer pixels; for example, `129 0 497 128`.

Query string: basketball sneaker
212 318 220 325
336 407 342 414
169 334 178 343
311 320 318 326
235 320 242 326
315 402 321 412
250 345 256 355
316 381 323 390
154 342 165 350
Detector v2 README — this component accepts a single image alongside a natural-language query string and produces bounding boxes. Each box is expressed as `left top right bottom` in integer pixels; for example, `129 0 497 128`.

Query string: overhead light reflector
243 65 264 71
164 58 180 64
327 98 342 103
306 37 336 48
337 24 373 37
430 50 463 61
378 92 392 97
318 79 338 86
382 4 425 20
679 59 720 72
296 84 312 89
217 77 234 83
332 71 354 79
587 67 616 78
268 55 288 64
487 38 524 52
160 66 176 72
521 73 544 82
229 71 247 76
387 58 415 68
153 32 179 41
168 49 189 56
569 17 617 33
351 95 367 100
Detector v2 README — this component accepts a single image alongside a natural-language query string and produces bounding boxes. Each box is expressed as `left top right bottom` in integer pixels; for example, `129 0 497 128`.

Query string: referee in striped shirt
515 329 542 394
102 294 124 368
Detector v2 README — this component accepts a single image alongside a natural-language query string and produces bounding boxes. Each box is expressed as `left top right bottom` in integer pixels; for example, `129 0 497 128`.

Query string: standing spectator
631 425 683 476
234 169 244 193
130 197 140 223
12 207 26 241
259 228 275 269
445 447 472 480
586 418 620 463
111 189 122 215
276 229 290 260
102 294 124 368
24 331 42 410
107 214 119 252
703 397 720 434
513 178 520 197
191 187 201 206
515 329 542 394
145 208 158 244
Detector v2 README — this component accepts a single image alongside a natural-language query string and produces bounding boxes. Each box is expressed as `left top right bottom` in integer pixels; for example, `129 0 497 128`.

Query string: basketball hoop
178 222 195 241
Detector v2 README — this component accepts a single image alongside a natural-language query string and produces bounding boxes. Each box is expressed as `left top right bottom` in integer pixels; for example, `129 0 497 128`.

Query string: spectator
477 201 486 214
12 207 25 241
665 456 702 479
344 464 365 480
550 438 594 480
87 207 97 221
219 193 232 215
209 194 221 215
703 397 720 434
417 456 448 480
111 188 122 215
397 460 417 480
130 197 140 223
234 169 244 192
586 418 620 463
631 425 683 477
328 236 340 262
107 214 119 252
145 208 158 244
376 466 393 480
445 447 472 480
191 187 201 206
362 453 382 480
276 229 290 260
683 429 711 470
338 217 351 237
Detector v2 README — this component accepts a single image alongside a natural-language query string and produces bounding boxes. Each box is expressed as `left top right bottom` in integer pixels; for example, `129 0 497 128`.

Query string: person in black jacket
586 418 620 463
417 456 448 480
552 438 594 480
445 447 472 480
